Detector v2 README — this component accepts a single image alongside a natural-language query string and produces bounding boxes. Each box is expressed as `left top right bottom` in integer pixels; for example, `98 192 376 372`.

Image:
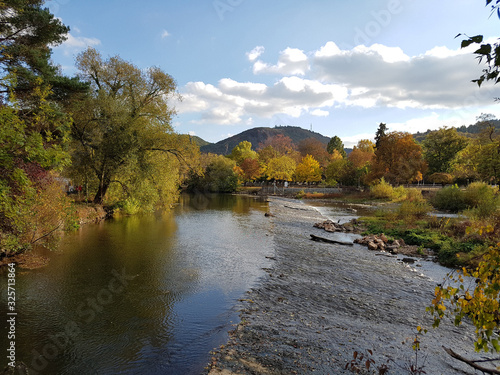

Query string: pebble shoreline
206 197 499 375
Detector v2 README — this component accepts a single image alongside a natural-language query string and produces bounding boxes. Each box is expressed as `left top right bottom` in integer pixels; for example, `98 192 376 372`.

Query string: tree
327 136 346 158
422 127 469 174
230 141 258 165
298 138 330 168
69 48 189 206
258 134 296 156
295 155 322 183
0 2 79 254
371 132 427 185
266 155 296 182
0 0 86 102
375 123 387 149
348 139 375 169
239 158 262 182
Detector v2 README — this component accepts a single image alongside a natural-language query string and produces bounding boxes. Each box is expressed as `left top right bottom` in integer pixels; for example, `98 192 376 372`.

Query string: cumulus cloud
174 41 500 128
313 42 500 109
58 33 101 55
161 30 170 39
176 76 348 125
246 46 265 62
252 47 309 76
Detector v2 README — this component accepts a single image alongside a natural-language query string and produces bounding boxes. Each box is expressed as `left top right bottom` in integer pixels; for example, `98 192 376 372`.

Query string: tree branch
442 346 500 374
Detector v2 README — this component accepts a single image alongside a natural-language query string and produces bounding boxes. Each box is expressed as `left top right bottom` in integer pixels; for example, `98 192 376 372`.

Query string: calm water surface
0 194 273 374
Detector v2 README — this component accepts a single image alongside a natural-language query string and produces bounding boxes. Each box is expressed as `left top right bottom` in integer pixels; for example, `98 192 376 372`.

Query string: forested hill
199 126 331 155
413 119 500 142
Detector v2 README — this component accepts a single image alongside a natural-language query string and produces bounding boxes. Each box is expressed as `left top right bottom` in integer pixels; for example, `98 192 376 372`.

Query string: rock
380 234 388 243
392 240 400 247
399 238 406 246
367 241 378 250
401 257 416 264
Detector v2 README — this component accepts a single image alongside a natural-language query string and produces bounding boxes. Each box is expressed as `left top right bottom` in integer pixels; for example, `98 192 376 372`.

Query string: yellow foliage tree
295 155 322 183
428 240 500 354
266 155 296 181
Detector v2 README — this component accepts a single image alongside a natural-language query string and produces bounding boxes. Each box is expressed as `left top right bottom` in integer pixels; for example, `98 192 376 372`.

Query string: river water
0 194 273 374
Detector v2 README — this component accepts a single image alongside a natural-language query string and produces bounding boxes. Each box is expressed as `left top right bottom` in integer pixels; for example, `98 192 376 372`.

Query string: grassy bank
299 180 500 268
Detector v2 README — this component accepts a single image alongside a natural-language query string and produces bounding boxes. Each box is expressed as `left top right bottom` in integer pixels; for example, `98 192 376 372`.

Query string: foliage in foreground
428 240 500 353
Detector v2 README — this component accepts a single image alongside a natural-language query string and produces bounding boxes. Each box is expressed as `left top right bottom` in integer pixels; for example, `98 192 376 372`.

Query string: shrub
463 182 499 218
370 178 395 199
431 184 466 212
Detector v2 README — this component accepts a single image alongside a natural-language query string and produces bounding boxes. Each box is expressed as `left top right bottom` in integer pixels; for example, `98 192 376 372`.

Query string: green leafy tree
69 48 189 206
0 2 78 254
230 141 258 165
187 155 238 193
327 135 346 158
0 0 86 102
422 127 469 174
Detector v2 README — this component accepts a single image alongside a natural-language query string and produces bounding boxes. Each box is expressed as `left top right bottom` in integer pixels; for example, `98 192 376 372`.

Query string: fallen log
442 346 500 374
310 234 353 246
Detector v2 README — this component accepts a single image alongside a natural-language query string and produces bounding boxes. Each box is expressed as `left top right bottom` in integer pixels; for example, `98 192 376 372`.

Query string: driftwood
442 346 500 374
310 234 353 246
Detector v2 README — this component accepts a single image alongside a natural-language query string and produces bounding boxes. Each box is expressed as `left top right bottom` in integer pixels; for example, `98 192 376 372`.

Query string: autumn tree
371 132 427 185
298 138 330 168
266 155 296 182
295 155 322 183
348 139 375 169
327 135 346 158
422 127 469 174
69 48 192 206
239 158 262 182
230 141 258 165
258 134 296 156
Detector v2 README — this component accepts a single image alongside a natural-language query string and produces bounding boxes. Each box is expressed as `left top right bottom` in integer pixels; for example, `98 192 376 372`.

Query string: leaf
461 39 475 49
474 44 492 56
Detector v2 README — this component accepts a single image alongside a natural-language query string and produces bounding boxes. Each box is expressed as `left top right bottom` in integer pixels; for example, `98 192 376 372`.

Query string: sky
48 0 500 147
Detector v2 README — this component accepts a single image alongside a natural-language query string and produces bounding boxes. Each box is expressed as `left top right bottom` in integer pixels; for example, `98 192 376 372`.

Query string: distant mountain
189 135 211 148
413 119 500 143
199 126 333 155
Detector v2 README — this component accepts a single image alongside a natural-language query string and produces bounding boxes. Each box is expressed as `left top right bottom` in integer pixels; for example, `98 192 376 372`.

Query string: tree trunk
93 180 109 204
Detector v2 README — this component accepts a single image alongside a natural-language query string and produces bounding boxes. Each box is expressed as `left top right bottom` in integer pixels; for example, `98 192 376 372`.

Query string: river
0 194 273 374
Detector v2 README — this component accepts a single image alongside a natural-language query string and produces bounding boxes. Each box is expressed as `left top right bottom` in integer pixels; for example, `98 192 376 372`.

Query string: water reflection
0 194 272 374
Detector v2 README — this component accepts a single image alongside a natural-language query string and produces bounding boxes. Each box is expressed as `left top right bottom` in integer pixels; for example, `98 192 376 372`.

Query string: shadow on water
0 194 272 374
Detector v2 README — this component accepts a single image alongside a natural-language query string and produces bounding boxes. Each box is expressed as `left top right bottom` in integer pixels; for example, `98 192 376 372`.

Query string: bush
463 182 499 218
431 184 466 212
370 178 395 199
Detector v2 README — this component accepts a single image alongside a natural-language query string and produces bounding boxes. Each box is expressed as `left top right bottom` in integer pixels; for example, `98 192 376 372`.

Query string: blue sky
49 0 500 147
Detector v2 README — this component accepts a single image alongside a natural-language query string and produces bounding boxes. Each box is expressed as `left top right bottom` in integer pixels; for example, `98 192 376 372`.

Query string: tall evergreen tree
327 136 346 158
374 122 387 149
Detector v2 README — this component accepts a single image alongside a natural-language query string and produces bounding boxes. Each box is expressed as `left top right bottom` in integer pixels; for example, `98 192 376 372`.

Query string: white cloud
161 30 170 39
313 42 500 110
310 109 329 117
57 33 101 55
175 41 500 130
253 47 309 76
246 46 265 62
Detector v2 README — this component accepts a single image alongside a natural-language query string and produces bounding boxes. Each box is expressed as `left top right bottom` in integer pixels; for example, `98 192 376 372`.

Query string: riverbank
205 197 499 374
0 203 107 269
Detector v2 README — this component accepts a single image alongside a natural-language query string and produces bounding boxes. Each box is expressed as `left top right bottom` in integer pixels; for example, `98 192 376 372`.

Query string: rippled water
0 194 273 374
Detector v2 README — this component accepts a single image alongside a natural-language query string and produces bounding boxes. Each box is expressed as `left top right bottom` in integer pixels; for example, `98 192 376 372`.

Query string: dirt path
205 197 499 375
